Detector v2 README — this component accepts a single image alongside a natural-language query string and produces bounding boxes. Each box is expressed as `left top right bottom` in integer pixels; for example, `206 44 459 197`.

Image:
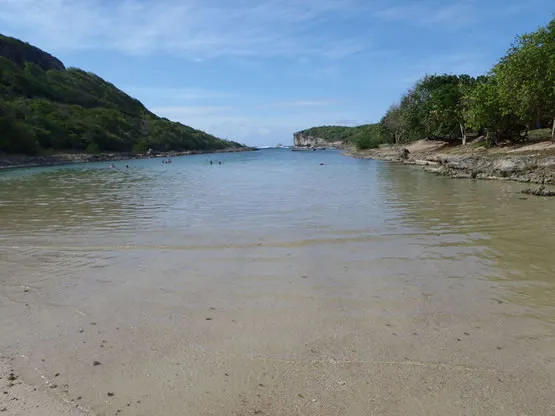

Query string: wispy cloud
124 86 234 102
259 99 339 108
0 0 368 59
152 105 236 119
374 0 476 28
150 103 356 145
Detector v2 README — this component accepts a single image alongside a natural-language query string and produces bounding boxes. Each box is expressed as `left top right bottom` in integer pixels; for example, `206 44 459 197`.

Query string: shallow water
1 149 554 415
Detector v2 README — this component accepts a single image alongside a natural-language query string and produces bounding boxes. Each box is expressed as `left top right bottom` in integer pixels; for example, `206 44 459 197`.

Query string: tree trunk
552 117 555 142
460 123 467 145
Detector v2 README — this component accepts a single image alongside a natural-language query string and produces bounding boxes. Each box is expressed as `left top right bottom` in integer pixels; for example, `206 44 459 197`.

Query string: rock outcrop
521 185 555 196
293 133 342 149
345 139 555 185
423 155 555 184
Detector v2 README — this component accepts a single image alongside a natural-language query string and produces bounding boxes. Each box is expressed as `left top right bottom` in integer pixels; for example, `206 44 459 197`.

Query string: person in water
210 160 213 165
218 161 222 165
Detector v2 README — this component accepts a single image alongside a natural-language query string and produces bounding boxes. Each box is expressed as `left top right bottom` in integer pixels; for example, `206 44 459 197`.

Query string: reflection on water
378 165 555 316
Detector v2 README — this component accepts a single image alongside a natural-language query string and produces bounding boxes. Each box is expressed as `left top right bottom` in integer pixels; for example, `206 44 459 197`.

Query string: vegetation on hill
299 18 555 150
0 34 244 155
296 125 370 143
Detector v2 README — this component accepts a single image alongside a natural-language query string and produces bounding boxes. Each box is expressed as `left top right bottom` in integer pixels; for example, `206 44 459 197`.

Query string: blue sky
0 0 552 146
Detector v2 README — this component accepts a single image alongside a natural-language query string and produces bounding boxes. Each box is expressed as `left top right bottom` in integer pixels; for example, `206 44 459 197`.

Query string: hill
0 34 245 155
293 124 382 149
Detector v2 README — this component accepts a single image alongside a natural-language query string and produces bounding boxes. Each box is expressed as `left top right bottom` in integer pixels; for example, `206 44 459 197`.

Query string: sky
0 0 553 147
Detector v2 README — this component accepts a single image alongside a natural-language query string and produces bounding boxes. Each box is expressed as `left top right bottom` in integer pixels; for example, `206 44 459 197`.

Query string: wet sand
1 242 555 415
0 357 85 415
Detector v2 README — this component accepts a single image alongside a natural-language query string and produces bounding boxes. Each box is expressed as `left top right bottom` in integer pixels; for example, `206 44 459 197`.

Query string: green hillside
0 34 244 155
296 124 383 149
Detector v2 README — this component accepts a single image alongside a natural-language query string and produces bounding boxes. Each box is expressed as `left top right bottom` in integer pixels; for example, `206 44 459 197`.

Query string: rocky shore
0 147 255 170
346 138 555 191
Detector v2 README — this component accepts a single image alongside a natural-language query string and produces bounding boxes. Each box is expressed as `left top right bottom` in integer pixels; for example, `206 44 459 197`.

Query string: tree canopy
299 17 555 149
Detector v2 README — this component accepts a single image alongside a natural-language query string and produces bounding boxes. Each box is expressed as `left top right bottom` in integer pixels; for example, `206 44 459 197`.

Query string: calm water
1 149 554 311
1 149 555 415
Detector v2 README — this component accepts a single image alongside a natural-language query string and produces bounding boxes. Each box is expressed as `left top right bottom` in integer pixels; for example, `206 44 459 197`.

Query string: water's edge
0 147 256 171
345 140 555 188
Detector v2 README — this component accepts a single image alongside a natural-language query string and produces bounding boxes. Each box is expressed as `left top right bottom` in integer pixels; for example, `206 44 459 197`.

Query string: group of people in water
109 158 225 170
109 164 129 170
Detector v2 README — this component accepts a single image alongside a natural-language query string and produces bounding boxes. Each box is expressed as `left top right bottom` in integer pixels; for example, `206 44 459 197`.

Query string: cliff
0 34 246 155
293 124 378 148
293 133 342 148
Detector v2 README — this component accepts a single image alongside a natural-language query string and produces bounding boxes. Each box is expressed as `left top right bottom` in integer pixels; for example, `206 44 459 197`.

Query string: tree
494 18 555 140
380 104 404 144
463 76 504 145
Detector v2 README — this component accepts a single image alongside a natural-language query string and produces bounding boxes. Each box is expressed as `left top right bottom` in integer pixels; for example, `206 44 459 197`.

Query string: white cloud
0 0 369 59
150 104 356 146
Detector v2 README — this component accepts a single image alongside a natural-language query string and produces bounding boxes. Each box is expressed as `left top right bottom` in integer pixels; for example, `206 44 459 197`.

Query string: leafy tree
380 104 404 144
494 18 555 139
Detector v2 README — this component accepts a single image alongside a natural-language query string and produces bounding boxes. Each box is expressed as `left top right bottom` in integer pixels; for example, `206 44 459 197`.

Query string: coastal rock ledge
293 133 342 149
345 139 555 185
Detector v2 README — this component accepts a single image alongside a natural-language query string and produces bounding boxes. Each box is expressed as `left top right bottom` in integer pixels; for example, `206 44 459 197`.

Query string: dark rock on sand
521 185 555 196
398 148 410 160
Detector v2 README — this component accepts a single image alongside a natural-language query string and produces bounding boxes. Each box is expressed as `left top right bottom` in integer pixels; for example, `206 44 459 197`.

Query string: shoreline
345 139 555 189
0 147 256 171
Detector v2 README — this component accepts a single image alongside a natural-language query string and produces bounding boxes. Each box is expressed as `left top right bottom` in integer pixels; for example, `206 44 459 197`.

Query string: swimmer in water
210 160 213 165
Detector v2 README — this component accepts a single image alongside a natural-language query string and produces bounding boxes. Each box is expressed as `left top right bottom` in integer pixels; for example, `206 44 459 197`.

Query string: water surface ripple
1 149 554 415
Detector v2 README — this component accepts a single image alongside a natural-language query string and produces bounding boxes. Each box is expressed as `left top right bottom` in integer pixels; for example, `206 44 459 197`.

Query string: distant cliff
293 132 342 148
293 124 378 148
